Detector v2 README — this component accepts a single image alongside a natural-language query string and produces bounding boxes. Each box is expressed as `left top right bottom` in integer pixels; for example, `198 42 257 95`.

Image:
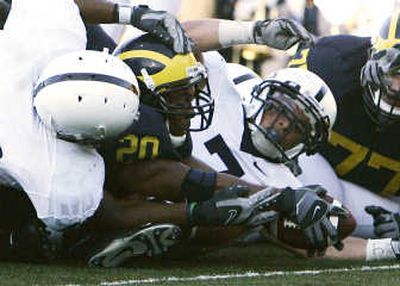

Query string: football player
0 1 342 267
288 12 400 240
191 64 336 191
190 63 343 254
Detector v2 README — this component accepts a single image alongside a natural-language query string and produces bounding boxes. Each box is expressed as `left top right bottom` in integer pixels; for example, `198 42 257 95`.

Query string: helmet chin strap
166 119 187 148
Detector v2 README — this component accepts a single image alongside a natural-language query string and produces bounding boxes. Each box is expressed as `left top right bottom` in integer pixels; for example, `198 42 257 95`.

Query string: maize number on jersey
116 134 160 163
330 131 400 196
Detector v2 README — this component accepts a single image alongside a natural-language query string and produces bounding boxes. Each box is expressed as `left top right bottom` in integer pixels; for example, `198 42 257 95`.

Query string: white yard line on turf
100 264 400 285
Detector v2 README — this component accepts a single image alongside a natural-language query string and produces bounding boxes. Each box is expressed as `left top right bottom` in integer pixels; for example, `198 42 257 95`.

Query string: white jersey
0 0 104 231
191 59 301 188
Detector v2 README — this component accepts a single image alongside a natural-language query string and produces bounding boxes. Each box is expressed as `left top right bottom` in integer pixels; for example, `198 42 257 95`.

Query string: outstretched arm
106 157 264 202
74 0 115 23
74 0 193 53
183 18 314 51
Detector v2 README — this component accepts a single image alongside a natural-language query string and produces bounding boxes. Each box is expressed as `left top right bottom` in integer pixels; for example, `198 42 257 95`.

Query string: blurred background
108 0 400 78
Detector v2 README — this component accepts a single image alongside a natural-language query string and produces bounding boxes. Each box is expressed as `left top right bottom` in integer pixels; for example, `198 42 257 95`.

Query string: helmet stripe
315 85 327 102
233 73 256 85
118 50 173 66
33 73 138 97
388 12 400 40
118 50 199 89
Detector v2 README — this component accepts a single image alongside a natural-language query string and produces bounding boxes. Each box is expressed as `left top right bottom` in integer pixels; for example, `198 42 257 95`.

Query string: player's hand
187 185 278 226
276 185 349 256
130 5 195 54
365 205 400 239
360 59 387 89
253 18 314 50
0 0 11 29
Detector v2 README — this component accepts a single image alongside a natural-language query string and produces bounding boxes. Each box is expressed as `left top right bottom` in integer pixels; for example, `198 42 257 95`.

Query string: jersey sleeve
5 0 87 73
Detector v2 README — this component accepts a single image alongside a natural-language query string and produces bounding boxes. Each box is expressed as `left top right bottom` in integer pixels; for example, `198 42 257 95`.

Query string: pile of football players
0 0 398 267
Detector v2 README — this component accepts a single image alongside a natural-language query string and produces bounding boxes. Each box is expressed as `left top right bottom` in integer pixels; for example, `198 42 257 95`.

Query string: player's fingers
303 227 315 250
365 205 390 216
321 218 340 249
312 224 327 250
330 205 350 218
375 222 397 237
333 240 344 251
374 214 392 225
304 225 326 253
313 185 327 197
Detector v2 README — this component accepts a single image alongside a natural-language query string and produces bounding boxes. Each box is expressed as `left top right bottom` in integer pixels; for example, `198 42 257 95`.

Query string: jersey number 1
205 135 244 177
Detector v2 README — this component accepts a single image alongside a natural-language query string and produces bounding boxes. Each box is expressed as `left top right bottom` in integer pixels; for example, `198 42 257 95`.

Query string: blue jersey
289 35 400 196
99 104 192 164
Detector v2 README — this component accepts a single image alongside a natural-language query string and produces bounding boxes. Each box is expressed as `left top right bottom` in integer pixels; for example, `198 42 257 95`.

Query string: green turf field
2 243 400 286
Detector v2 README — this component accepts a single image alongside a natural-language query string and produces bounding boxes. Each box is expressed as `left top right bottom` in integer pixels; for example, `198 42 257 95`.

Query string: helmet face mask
245 68 336 165
363 13 400 125
158 78 214 132
363 82 400 125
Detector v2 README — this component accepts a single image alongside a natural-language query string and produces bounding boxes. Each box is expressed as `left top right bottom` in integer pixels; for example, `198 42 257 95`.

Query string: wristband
169 133 187 148
218 20 256 48
166 119 188 148
181 169 217 202
116 4 132 24
366 238 399 261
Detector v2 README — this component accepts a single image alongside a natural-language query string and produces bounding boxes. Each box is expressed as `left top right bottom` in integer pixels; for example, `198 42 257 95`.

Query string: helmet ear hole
34 50 140 144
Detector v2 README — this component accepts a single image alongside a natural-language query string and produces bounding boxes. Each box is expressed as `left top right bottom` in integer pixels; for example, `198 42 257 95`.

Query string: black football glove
253 18 314 50
130 5 195 54
276 185 349 256
187 185 279 226
365 205 400 239
0 0 10 29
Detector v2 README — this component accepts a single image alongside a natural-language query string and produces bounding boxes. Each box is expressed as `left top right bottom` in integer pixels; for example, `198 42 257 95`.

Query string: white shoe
88 223 181 267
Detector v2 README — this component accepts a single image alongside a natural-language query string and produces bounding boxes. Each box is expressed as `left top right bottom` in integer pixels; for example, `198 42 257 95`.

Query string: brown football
264 195 356 249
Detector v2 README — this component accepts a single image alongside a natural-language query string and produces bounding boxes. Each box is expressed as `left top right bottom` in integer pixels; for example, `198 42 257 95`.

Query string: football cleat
88 223 182 268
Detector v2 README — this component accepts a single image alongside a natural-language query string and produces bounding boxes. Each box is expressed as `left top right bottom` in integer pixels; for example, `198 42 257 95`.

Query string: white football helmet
244 68 337 164
226 63 263 103
33 49 140 144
